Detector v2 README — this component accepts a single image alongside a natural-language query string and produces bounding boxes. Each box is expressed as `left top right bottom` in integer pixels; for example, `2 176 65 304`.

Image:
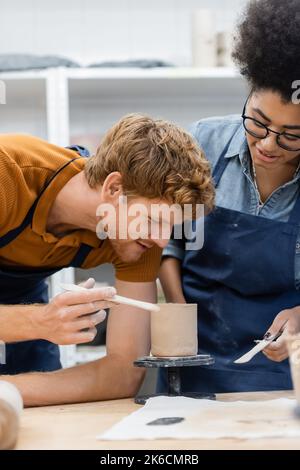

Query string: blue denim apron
158 142 300 394
0 146 94 375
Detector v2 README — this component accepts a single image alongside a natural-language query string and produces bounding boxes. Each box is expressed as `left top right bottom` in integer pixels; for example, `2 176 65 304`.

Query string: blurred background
0 0 249 146
0 0 248 383
1 0 248 66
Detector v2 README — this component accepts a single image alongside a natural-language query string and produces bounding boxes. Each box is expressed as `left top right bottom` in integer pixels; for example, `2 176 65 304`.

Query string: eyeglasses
242 103 300 152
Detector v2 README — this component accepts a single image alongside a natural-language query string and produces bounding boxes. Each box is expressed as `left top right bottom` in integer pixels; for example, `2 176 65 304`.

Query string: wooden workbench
16 390 300 450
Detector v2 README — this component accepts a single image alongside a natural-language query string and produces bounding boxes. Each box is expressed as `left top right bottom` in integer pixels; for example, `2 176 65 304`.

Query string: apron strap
288 186 300 224
0 156 83 249
212 134 237 187
66 145 90 158
70 243 94 267
0 199 39 248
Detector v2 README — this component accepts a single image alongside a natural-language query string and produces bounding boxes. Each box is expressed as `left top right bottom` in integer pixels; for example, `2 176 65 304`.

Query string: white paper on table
98 396 300 441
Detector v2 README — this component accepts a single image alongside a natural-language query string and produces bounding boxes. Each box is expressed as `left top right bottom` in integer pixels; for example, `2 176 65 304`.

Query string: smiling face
245 90 300 172
109 195 176 263
96 172 181 263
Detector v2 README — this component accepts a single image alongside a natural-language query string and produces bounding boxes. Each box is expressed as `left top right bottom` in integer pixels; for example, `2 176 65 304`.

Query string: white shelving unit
67 67 247 140
0 66 247 366
0 66 246 137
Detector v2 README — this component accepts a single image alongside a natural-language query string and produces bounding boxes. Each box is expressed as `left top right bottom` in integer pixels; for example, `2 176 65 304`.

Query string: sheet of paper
98 396 300 441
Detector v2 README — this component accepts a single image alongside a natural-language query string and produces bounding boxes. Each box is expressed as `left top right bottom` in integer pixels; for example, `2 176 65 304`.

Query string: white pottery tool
60 283 160 312
234 320 288 364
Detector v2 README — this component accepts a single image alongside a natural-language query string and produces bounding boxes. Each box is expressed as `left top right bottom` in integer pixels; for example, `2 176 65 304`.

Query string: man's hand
263 307 300 362
3 279 154 406
34 278 116 345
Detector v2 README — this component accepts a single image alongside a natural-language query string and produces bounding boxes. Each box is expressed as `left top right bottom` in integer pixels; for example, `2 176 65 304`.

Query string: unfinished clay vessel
151 303 198 357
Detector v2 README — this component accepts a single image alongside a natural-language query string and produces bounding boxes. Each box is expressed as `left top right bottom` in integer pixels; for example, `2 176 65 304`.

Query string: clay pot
151 303 198 357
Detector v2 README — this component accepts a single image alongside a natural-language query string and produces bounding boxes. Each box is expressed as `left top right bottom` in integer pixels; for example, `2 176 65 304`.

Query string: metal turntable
133 354 215 405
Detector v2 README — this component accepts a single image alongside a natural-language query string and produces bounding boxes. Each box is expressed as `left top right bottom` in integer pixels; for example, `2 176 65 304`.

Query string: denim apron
158 142 300 393
0 146 94 374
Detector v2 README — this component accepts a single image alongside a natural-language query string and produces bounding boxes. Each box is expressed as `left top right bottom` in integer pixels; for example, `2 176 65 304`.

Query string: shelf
66 66 240 80
0 69 48 80
67 67 246 134
1 79 46 105
0 74 47 137
0 66 245 104
67 67 245 102
0 66 240 81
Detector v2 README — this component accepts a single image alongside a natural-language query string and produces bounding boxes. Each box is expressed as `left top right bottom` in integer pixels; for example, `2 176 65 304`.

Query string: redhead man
0 113 214 405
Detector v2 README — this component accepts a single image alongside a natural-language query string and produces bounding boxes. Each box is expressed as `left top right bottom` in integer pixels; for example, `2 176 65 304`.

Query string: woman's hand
263 307 300 362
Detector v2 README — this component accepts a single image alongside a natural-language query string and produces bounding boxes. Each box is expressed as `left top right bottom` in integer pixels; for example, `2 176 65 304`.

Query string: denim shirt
163 115 300 289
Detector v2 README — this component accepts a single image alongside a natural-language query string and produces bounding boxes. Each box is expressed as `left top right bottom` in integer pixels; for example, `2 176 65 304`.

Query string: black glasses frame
242 102 300 152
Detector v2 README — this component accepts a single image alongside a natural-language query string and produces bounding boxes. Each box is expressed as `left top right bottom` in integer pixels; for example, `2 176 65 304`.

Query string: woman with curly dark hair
159 0 300 393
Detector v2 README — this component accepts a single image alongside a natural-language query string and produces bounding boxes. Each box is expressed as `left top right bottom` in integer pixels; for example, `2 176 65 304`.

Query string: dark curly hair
232 0 300 102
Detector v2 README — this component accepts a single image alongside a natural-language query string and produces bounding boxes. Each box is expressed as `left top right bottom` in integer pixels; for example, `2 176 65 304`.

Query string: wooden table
16 390 300 450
